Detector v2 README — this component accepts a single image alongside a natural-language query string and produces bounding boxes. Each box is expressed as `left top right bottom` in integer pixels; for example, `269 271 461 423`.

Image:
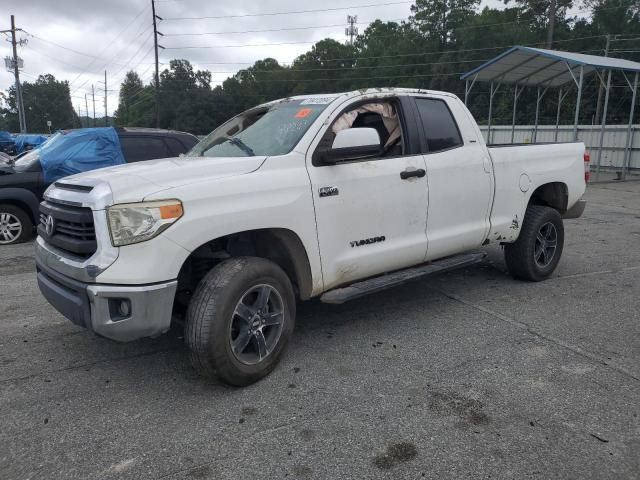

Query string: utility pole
84 94 89 128
594 34 612 125
104 70 108 126
8 16 27 133
345 15 358 46
546 0 557 49
91 84 96 127
151 0 163 128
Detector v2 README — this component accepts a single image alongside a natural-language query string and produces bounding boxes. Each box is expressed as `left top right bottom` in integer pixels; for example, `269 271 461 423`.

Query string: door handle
400 168 426 180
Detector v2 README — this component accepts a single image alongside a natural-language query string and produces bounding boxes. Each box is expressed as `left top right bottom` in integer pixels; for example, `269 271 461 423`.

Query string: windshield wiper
224 135 255 156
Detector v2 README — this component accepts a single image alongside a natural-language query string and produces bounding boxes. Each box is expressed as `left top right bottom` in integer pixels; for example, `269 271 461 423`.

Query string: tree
290 39 356 93
114 71 151 126
410 0 481 50
158 59 217 134
1 74 75 133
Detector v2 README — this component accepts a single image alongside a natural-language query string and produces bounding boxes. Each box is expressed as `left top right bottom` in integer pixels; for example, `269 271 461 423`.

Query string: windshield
188 98 332 157
13 132 60 172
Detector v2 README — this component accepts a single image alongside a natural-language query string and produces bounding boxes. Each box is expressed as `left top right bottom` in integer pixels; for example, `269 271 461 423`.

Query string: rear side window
165 137 190 156
415 98 462 153
119 136 171 163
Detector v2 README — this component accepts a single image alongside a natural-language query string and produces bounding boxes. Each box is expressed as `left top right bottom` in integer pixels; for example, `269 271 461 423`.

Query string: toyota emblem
44 215 55 236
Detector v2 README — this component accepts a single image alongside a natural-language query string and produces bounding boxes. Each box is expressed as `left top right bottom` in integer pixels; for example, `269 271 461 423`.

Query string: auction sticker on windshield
295 108 313 119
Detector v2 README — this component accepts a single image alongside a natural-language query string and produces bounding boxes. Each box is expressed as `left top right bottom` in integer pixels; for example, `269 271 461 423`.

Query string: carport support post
595 70 612 182
465 80 469 105
487 82 500 144
573 65 584 142
555 88 563 142
487 82 496 144
534 87 542 143
511 84 520 144
622 72 638 181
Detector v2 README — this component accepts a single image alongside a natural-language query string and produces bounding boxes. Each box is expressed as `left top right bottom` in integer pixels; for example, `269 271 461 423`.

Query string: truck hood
59 155 267 203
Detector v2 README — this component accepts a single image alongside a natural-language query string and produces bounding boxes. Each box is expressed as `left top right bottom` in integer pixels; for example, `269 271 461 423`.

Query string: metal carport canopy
461 46 640 87
460 46 640 181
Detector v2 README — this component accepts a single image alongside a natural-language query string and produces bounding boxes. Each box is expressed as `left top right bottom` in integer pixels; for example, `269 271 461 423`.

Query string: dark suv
0 127 198 245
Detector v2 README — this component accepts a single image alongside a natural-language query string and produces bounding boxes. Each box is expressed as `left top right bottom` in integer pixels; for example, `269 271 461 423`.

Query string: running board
320 252 487 304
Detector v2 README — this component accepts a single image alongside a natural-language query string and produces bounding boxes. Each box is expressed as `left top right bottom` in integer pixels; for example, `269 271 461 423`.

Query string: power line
163 32 611 53
162 1 413 21
162 23 347 36
65 4 151 92
22 31 102 60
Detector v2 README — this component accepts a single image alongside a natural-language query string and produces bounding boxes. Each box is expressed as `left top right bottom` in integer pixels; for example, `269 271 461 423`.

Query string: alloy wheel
0 212 23 244
229 284 285 365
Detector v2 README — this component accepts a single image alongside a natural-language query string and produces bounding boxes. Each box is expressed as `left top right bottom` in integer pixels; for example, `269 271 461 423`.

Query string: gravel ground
0 180 639 480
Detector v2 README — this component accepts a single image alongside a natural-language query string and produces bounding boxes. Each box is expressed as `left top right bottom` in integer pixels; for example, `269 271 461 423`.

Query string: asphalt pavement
1 180 639 479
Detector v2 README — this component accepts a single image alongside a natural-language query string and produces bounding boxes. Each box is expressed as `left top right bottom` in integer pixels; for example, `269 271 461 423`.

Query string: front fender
0 187 40 220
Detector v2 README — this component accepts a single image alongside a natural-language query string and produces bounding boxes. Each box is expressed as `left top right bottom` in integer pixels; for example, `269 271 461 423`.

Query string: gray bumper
36 260 177 342
563 199 587 219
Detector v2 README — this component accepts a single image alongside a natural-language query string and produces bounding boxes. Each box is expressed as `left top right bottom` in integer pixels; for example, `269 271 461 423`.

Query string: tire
185 256 296 386
504 205 564 282
0 204 33 245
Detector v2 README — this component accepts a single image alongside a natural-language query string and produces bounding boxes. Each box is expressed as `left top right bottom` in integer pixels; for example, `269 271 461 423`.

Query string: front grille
38 200 97 258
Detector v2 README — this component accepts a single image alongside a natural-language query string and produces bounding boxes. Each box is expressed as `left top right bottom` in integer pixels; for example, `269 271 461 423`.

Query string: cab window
415 98 463 153
313 100 405 164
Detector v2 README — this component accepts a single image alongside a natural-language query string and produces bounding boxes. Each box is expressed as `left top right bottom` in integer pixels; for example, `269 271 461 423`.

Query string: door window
119 136 171 162
415 98 463 153
313 100 405 164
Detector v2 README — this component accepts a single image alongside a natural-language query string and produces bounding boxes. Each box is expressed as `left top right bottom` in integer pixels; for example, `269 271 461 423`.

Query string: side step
320 252 486 304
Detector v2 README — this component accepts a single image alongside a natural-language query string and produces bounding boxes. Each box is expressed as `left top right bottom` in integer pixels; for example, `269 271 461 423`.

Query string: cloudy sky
1 0 586 118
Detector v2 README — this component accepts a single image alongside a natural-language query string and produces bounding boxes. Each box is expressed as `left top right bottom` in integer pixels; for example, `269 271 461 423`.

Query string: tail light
584 152 591 184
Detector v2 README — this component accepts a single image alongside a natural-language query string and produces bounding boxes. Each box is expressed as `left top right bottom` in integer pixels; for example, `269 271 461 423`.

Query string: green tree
290 39 356 93
2 74 75 133
410 0 481 50
114 71 152 126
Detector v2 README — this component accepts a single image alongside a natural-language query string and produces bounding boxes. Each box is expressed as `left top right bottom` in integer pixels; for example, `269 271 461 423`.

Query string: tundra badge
319 186 339 198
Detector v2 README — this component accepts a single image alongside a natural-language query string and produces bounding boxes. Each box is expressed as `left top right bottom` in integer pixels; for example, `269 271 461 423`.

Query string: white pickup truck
35 88 588 385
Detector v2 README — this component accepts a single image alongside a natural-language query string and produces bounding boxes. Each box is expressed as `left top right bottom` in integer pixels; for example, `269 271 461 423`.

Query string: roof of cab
257 88 457 109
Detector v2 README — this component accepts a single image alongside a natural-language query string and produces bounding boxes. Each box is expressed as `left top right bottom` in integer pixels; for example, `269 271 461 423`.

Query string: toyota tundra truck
35 88 588 386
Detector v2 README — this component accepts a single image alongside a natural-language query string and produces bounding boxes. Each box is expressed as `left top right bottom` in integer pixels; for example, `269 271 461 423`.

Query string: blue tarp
13 134 47 154
39 127 125 183
0 131 15 151
0 131 14 144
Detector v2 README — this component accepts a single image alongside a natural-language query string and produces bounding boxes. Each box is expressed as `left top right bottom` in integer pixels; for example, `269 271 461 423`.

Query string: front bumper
562 199 587 219
36 260 177 342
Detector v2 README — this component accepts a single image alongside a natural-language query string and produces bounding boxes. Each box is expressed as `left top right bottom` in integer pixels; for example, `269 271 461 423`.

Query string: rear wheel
185 256 296 386
0 204 32 245
504 205 564 281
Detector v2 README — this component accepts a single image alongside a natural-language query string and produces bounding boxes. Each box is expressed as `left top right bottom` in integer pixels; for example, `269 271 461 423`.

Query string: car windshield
13 132 61 172
188 98 332 157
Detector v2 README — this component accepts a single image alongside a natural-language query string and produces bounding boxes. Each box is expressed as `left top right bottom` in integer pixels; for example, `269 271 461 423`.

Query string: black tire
504 205 564 282
185 256 296 386
0 204 33 245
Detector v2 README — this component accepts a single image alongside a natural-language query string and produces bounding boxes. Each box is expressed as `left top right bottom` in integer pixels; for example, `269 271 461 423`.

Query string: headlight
107 200 183 247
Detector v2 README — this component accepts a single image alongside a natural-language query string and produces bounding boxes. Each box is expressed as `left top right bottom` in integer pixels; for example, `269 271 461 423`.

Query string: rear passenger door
119 136 172 163
413 95 493 260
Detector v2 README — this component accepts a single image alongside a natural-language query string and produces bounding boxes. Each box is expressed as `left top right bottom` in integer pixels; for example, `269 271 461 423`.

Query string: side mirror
321 127 382 164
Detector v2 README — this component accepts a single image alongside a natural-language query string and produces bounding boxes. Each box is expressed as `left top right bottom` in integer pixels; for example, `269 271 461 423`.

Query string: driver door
306 96 428 290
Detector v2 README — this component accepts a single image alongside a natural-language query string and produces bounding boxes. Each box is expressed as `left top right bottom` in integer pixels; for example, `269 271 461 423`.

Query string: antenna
345 15 358 46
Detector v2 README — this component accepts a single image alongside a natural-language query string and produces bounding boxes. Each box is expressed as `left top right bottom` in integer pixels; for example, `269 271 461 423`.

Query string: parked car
35 88 588 386
0 132 49 156
0 127 197 245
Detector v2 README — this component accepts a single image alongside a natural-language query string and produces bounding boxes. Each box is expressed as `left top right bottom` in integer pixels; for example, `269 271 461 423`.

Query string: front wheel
185 257 296 386
504 205 564 282
0 204 32 245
